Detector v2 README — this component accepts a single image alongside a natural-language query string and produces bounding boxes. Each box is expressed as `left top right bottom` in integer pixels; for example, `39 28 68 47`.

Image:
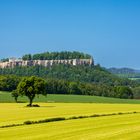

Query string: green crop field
1 91 140 104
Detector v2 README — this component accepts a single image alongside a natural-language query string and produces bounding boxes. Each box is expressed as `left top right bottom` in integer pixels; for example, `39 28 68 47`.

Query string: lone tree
17 76 47 106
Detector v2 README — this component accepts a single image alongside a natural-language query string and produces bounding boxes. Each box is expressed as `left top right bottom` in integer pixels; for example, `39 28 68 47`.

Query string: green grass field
1 91 140 104
1 91 140 139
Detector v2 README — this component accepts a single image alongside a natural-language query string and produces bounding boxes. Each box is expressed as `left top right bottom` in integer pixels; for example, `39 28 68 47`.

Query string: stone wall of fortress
0 58 94 68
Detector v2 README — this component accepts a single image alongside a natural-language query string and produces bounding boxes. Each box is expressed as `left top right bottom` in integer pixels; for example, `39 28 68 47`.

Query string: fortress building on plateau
0 58 94 68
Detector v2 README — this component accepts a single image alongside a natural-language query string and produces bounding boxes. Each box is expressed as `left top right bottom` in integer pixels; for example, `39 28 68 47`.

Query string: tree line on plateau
22 51 92 60
1 51 92 62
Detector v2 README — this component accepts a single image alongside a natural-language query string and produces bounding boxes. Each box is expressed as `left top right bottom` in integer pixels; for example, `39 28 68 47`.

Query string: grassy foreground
1 91 140 104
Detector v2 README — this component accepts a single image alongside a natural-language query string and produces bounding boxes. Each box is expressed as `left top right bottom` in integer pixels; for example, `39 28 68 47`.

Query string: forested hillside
0 51 139 99
0 64 135 86
108 68 140 79
108 68 137 74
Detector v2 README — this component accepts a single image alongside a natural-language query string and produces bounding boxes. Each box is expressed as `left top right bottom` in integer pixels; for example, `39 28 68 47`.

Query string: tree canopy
17 76 47 106
22 51 92 60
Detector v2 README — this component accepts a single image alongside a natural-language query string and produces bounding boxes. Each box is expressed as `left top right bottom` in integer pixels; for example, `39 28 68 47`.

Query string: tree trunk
29 98 33 107
27 94 35 107
15 97 18 103
28 95 35 107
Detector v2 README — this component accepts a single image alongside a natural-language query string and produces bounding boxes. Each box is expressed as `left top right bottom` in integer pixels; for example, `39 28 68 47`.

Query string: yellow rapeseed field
1 103 140 139
0 103 140 126
1 113 140 140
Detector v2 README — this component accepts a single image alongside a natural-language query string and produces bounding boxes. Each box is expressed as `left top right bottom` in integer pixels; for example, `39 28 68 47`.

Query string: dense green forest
22 51 92 60
0 75 134 99
0 64 136 86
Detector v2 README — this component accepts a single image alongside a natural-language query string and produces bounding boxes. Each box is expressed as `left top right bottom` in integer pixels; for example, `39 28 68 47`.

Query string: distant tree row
108 68 136 74
0 75 21 91
0 75 134 99
22 51 92 60
45 78 133 99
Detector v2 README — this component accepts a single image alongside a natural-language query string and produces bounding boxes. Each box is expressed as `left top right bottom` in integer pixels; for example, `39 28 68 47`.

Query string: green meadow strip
0 111 139 128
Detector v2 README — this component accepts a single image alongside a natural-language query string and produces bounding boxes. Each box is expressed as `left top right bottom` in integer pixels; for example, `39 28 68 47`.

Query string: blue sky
0 0 140 68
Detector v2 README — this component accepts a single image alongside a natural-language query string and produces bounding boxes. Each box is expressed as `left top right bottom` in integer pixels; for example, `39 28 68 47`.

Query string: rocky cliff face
0 58 94 68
